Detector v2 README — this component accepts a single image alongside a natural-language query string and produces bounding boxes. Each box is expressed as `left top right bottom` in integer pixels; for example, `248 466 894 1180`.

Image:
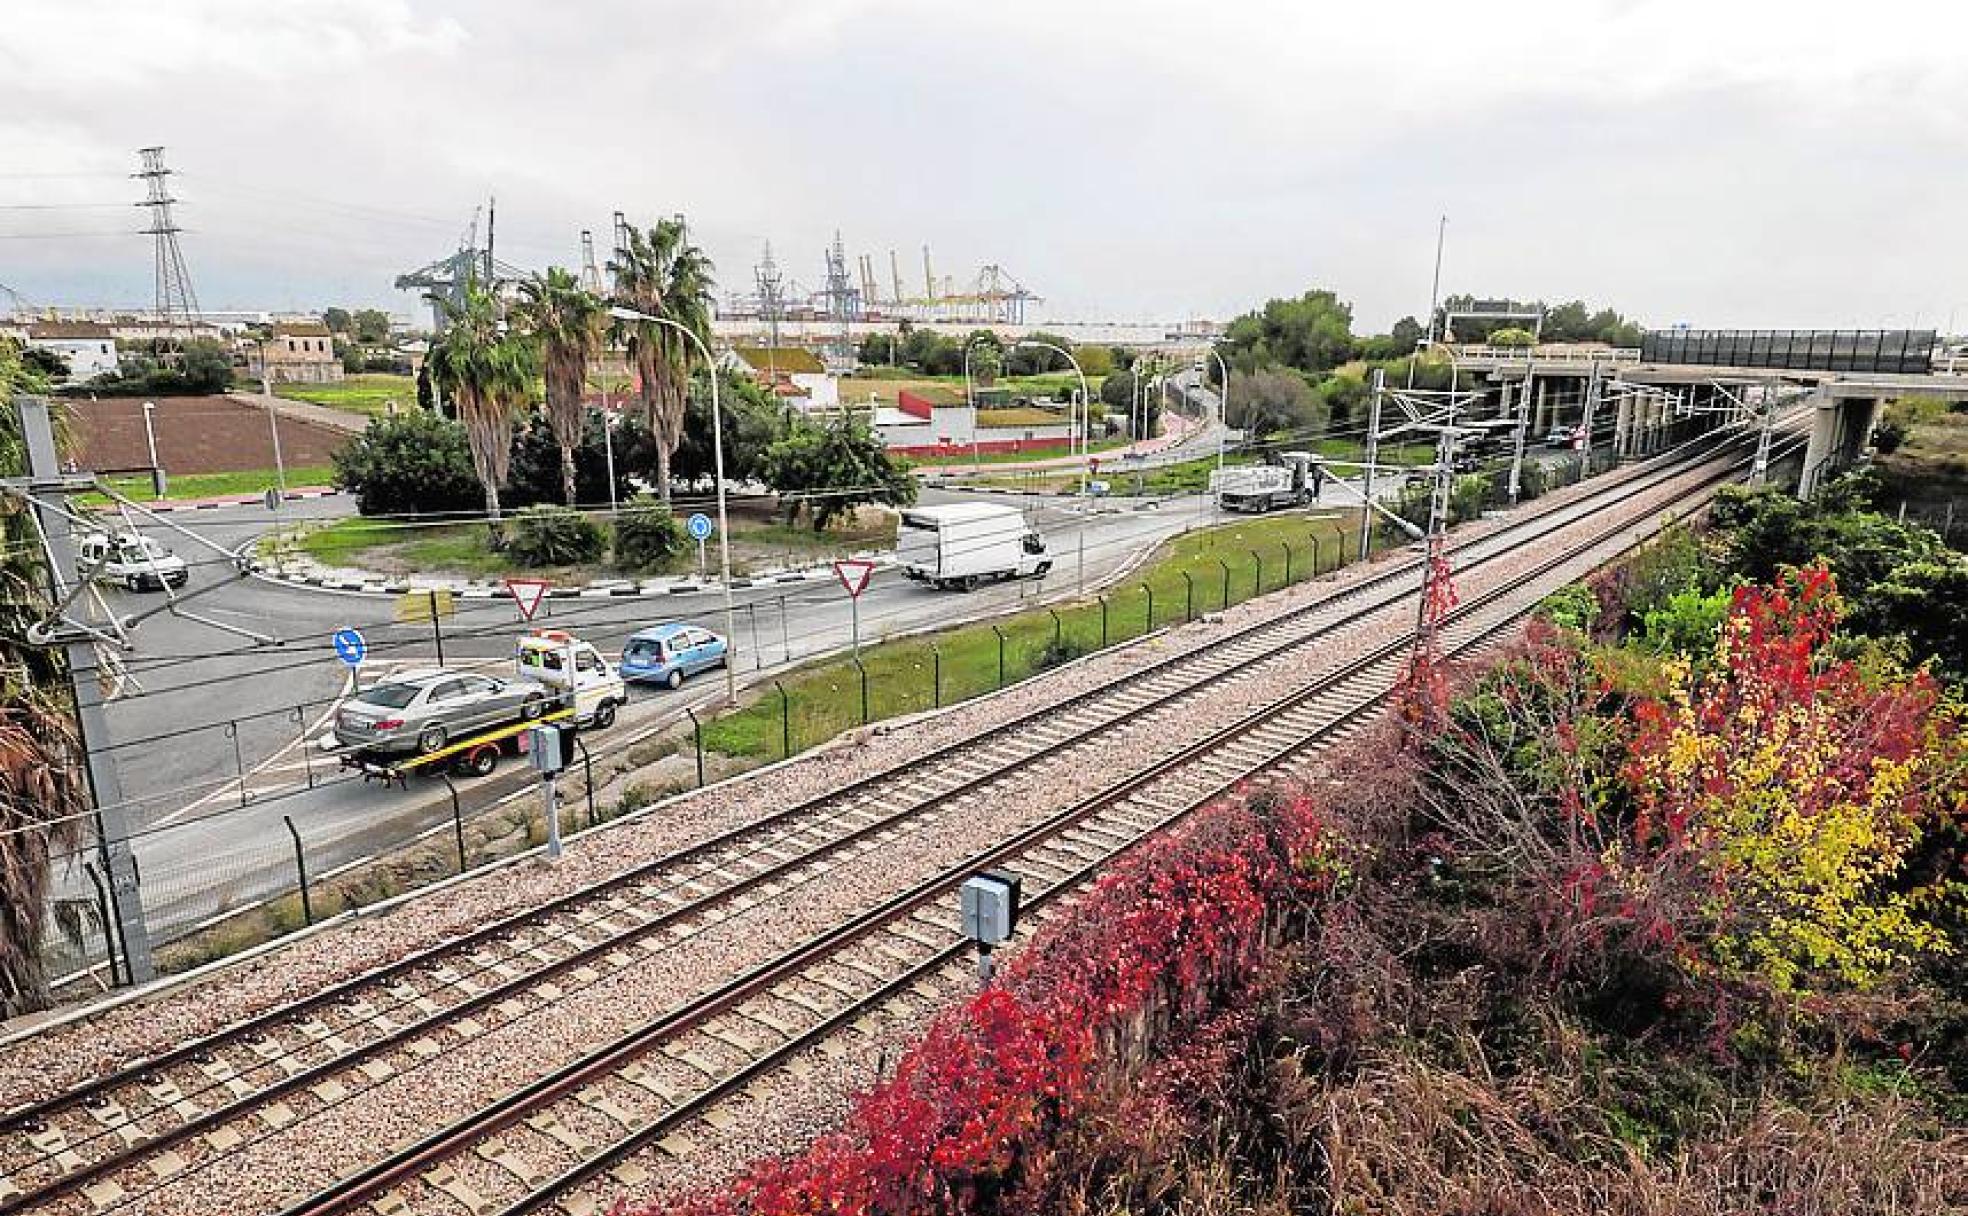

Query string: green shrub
1536 584 1600 632
332 410 483 517
1871 417 1909 454
506 504 603 566
611 497 688 571
1034 635 1094 672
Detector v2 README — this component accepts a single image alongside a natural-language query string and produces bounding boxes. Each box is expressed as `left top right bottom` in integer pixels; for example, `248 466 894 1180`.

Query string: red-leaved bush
644 786 1329 1216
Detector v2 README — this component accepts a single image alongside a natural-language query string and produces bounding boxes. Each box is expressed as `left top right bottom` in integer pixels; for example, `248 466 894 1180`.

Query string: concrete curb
246 551 893 600
145 488 343 514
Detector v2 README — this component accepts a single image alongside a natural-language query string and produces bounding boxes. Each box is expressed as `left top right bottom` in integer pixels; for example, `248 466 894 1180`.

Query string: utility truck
1209 452 1325 513
897 503 1052 591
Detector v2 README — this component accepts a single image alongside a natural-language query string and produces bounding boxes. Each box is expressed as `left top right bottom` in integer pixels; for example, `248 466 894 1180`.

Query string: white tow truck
513 629 630 729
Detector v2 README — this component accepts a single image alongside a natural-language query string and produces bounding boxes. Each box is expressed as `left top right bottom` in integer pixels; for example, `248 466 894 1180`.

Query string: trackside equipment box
960 870 1022 945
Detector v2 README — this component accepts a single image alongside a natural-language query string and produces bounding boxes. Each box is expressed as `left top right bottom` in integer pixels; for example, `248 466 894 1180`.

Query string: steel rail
279 448 1746 1216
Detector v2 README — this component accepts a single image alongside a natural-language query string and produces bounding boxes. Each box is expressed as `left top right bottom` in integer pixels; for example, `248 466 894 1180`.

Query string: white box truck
897 503 1052 591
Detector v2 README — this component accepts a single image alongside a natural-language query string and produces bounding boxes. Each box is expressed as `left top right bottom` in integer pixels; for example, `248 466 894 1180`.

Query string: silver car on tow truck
332 668 548 757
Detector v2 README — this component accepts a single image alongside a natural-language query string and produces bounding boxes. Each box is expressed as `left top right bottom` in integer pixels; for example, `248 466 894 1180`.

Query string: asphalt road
73 486 1262 942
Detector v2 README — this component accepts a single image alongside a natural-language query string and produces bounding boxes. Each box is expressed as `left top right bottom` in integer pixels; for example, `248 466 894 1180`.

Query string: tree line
1211 288 1643 443
342 214 912 535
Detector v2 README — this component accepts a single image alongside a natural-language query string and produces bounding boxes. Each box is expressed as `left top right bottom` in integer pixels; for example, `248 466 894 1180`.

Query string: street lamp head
608 305 653 323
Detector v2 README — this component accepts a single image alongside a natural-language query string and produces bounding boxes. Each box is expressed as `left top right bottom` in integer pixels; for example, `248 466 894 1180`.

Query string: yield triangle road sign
505 577 552 621
833 559 876 599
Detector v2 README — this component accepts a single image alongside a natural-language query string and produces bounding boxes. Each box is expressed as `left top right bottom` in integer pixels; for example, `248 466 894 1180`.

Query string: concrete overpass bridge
1445 329 1968 496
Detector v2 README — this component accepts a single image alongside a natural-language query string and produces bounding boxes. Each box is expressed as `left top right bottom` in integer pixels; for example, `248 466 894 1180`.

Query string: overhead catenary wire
6 422 1812 848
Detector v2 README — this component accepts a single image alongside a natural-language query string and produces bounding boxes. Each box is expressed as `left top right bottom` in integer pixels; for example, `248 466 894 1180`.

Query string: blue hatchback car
620 623 729 689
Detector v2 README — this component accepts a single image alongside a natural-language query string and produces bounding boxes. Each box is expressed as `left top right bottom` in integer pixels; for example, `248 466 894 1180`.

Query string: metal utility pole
17 395 155 982
134 147 201 341
1578 359 1603 474
1407 214 1448 390
1417 424 1458 637
1505 377 1532 503
1751 378 1778 486
1425 214 1447 346
1358 368 1385 558
578 229 603 294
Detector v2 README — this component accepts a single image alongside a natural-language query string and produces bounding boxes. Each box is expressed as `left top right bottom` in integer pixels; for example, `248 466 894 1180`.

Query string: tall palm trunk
635 342 671 503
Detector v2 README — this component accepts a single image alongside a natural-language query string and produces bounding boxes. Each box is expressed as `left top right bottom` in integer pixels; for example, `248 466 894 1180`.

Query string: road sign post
833 558 876 655
687 513 713 576
332 626 367 689
505 577 551 622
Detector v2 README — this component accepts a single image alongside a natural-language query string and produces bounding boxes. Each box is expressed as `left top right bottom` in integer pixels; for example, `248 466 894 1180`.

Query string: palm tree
0 339 89 1017
608 216 715 503
427 278 533 531
516 268 606 507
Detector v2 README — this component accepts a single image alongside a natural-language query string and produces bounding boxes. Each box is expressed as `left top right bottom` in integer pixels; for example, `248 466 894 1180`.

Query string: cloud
2 0 1964 330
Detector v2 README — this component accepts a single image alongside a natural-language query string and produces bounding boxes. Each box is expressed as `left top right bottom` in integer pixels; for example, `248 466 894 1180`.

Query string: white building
25 322 119 381
724 345 839 410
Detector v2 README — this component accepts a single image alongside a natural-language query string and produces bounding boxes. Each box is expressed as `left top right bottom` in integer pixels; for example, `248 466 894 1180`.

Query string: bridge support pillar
1798 390 1879 499
1612 395 1633 459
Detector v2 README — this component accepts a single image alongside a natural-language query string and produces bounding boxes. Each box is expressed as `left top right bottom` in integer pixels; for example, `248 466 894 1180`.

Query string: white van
77 532 189 592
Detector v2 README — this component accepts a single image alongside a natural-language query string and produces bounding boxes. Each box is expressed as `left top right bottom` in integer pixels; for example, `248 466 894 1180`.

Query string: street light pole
1011 339 1090 494
1204 347 1230 473
252 337 288 499
138 400 164 498
610 306 738 706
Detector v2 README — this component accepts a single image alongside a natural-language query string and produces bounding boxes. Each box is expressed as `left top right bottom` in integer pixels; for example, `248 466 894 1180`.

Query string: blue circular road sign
686 513 713 541
332 627 368 667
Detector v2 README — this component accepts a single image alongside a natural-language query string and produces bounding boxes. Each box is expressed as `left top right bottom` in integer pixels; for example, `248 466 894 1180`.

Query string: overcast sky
3 0 1965 332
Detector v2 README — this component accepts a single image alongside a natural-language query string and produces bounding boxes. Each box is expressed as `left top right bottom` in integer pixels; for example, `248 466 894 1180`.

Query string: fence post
1141 582 1154 631
1250 548 1263 596
747 602 762 670
992 625 1007 689
226 720 246 807
776 680 791 759
291 704 316 790
1100 595 1109 647
575 738 596 827
1339 528 1352 566
442 774 467 871
1283 542 1294 586
83 862 123 988
778 595 791 662
686 708 706 787
283 814 314 926
1181 570 1194 621
853 657 870 724
1217 558 1231 610
1047 607 1062 650
930 642 942 708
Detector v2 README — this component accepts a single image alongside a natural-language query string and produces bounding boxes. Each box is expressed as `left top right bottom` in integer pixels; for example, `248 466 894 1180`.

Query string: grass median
274 373 416 417
698 508 1360 763
83 465 337 505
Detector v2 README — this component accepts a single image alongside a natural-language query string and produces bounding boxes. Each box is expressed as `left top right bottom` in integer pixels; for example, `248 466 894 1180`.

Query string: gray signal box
960 870 1022 946
528 724 570 774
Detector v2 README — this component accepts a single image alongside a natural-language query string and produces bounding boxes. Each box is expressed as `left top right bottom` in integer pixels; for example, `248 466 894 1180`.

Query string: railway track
282 432 1751 1216
0 424 1786 1216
